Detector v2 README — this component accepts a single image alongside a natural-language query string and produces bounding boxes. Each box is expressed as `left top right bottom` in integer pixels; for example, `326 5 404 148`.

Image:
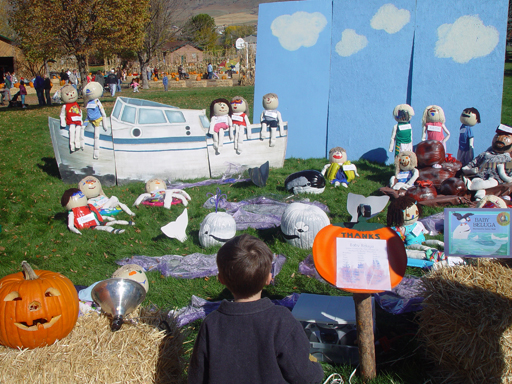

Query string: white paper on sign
427 125 442 132
336 238 391 291
398 124 411 131
232 115 243 122
342 164 357 172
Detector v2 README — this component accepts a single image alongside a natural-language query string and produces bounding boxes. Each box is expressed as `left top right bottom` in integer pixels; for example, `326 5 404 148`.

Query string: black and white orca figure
284 170 326 194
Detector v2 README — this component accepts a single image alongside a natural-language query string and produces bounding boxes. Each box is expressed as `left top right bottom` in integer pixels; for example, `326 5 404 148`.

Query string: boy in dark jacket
188 234 324 384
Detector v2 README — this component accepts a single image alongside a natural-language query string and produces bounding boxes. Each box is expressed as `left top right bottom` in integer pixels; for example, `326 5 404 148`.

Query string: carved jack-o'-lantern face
0 262 79 349
199 212 237 248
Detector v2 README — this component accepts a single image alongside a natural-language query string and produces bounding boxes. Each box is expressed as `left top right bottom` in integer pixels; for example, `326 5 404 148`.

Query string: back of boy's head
217 234 273 299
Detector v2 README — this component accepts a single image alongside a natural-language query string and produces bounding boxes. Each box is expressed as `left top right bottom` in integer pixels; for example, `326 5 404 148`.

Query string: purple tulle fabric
203 196 330 230
419 212 445 236
116 253 287 280
170 293 301 327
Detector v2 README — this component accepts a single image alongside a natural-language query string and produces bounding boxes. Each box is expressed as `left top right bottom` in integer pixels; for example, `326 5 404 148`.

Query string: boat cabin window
121 105 137 124
165 110 186 123
139 108 167 124
199 115 210 129
112 101 123 120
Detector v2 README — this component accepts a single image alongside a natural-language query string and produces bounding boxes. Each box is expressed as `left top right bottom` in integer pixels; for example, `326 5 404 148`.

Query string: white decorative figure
260 93 284 147
321 147 359 188
457 107 481 167
421 105 450 151
389 104 414 157
112 264 149 293
78 175 135 216
208 98 233 154
161 208 189 242
59 85 83 152
133 178 191 209
61 188 135 235
230 96 252 154
281 203 330 249
83 82 107 160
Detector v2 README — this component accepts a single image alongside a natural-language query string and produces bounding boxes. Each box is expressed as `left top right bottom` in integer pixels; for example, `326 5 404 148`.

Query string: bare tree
137 0 183 89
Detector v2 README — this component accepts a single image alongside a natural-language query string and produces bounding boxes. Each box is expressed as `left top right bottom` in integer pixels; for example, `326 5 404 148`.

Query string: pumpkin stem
21 261 39 280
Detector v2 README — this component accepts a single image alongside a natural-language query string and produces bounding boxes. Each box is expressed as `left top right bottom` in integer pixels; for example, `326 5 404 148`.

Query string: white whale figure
491 234 509 241
161 208 188 242
452 223 471 239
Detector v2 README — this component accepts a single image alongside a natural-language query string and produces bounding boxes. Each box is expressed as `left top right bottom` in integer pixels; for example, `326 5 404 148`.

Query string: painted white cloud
370 3 410 34
271 11 328 51
435 15 499 64
335 29 368 57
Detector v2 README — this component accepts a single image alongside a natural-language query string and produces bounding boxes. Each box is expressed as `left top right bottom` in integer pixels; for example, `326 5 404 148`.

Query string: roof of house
161 41 203 53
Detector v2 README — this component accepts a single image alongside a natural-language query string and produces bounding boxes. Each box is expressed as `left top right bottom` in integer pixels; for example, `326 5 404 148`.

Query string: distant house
0 34 20 80
161 41 204 65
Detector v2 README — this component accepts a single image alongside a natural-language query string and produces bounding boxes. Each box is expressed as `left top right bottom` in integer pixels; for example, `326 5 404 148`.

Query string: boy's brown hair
217 234 274 299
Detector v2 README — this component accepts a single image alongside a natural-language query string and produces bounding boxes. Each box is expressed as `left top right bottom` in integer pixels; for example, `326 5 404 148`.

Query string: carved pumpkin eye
4 291 21 301
45 287 61 297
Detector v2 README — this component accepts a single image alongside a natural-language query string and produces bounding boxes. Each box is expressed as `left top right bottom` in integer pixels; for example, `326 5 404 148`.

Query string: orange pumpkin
312 225 406 293
196 75 202 81
153 77 158 81
13 82 20 88
60 80 65 86
0 83 4 89
222 75 227 80
29 82 34 88
0 261 79 349
175 77 179 81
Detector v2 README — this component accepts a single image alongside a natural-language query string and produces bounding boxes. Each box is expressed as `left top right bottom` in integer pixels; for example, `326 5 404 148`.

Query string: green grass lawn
0 62 510 383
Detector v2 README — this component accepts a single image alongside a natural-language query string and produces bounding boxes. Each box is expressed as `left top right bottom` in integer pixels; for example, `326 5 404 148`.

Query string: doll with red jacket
61 188 134 235
209 98 233 154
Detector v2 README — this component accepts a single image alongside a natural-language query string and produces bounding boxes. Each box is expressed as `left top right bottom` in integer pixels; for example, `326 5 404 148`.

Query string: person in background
43 73 52 105
86 73 92 83
3 72 12 103
94 71 105 96
34 73 45 106
60 69 69 84
188 234 324 384
19 78 27 108
153 67 159 80
130 78 140 92
207 63 213 79
106 69 118 97
11 71 18 84
162 73 168 92
116 67 123 92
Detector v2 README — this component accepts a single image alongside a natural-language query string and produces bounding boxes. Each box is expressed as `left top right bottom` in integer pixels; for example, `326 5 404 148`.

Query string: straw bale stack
418 260 512 384
0 307 185 384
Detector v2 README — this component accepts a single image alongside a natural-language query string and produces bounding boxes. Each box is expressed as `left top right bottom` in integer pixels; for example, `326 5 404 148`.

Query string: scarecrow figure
61 188 134 235
133 178 191 209
230 96 252 154
260 93 284 147
321 147 359 188
421 105 450 151
389 151 419 190
60 85 83 152
83 82 107 160
208 98 233 154
457 107 481 167
389 104 414 157
463 124 512 201
78 176 135 217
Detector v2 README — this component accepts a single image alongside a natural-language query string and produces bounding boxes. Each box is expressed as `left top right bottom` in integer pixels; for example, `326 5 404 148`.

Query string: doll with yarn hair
421 105 450 151
208 98 233 154
387 196 445 262
60 85 83 152
389 104 414 157
61 188 135 235
389 151 419 190
260 93 284 147
230 96 252 154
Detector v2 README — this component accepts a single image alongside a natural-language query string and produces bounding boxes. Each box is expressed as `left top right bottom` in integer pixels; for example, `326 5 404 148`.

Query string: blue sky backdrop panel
411 0 508 160
254 0 332 159
327 0 416 163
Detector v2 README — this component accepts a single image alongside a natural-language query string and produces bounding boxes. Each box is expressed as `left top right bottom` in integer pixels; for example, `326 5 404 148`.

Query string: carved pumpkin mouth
15 315 61 331
208 234 231 243
281 232 299 240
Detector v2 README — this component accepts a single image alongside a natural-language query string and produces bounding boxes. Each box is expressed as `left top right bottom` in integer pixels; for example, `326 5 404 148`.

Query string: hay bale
0 307 185 384
212 79 233 87
190 81 207 88
418 260 512 384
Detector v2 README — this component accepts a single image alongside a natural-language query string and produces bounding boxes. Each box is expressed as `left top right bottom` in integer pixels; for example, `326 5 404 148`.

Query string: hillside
174 0 297 26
